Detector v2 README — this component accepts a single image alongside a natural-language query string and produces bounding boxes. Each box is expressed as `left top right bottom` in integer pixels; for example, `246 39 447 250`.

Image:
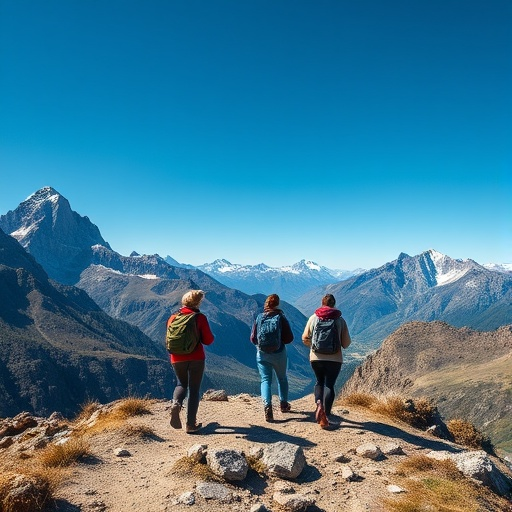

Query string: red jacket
166 306 215 363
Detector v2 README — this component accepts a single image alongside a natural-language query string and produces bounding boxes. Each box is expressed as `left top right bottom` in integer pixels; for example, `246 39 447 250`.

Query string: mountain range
295 249 512 353
0 187 314 407
1 186 511 455
194 258 363 302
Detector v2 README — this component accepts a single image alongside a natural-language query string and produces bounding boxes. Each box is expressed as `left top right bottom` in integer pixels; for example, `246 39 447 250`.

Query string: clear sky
1 0 510 270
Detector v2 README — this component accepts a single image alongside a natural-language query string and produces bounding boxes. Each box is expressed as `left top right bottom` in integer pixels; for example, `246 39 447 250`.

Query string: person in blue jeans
250 294 294 422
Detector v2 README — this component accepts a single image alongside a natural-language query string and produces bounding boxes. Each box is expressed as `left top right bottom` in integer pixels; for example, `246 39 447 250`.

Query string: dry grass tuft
37 437 91 468
74 396 154 436
0 468 64 512
113 397 153 419
119 424 157 440
386 454 509 512
339 392 377 408
372 396 438 429
341 393 438 430
246 455 267 476
75 399 101 422
446 419 487 449
171 456 224 483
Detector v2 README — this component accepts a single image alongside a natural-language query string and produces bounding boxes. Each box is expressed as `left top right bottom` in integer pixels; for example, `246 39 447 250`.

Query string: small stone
114 448 131 457
387 485 406 494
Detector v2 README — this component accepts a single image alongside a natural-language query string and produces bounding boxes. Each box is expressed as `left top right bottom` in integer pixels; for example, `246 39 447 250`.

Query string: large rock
261 441 306 479
206 448 248 481
427 450 512 496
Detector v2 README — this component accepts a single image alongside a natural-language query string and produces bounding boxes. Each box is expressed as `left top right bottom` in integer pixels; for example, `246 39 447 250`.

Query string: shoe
316 400 329 429
170 402 182 429
280 401 292 413
186 422 202 434
315 400 322 423
264 405 274 423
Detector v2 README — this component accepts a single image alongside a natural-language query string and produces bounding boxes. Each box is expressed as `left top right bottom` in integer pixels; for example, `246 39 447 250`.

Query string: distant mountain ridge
196 258 364 303
295 249 512 353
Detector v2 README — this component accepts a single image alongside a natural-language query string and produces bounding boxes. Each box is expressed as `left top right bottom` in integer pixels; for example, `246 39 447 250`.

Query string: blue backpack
256 313 282 353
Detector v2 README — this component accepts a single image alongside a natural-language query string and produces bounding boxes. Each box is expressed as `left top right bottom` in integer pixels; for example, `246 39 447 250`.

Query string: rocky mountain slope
296 250 512 353
0 228 174 418
0 187 111 284
1 393 511 512
341 321 512 458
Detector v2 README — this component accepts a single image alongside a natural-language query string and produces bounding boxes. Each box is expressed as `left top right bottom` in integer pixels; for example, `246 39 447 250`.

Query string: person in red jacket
167 290 214 433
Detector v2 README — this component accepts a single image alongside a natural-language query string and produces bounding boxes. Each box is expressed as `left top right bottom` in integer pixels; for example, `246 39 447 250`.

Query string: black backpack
256 312 282 353
311 317 340 354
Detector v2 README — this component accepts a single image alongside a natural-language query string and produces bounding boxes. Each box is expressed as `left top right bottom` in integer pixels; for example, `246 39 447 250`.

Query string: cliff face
341 321 512 456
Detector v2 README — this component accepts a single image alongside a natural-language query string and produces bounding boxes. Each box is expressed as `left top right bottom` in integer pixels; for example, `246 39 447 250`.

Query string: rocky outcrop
341 321 512 457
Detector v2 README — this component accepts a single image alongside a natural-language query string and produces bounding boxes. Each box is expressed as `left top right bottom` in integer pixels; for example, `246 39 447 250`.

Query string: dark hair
264 294 280 309
322 294 336 307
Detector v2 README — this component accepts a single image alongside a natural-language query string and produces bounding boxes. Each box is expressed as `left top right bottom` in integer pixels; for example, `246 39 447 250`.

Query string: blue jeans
256 348 289 407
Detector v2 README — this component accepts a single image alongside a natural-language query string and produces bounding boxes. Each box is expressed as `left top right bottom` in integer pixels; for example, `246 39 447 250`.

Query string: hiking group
165 290 351 433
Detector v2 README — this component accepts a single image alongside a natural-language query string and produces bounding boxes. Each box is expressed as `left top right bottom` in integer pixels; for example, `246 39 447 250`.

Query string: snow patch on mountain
427 249 475 287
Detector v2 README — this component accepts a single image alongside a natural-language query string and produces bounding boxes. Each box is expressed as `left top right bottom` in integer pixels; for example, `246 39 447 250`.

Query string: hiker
166 290 214 433
302 293 351 429
250 294 294 422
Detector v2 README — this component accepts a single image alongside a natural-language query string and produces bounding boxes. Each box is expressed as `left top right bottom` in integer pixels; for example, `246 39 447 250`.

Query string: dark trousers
311 360 342 416
172 359 205 426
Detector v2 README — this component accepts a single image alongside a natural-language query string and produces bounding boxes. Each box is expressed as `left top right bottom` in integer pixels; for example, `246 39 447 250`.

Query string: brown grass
246 455 267 476
340 393 437 429
385 454 510 512
446 419 487 449
74 396 154 436
0 467 64 512
119 424 157 440
37 437 91 468
339 392 377 408
171 456 224 483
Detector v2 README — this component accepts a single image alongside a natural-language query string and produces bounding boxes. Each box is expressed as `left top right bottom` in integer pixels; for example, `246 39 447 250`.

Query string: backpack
256 313 282 353
311 317 340 354
166 312 200 355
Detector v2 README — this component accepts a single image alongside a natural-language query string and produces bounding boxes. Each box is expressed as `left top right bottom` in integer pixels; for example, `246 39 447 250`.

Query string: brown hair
264 293 280 310
322 294 336 307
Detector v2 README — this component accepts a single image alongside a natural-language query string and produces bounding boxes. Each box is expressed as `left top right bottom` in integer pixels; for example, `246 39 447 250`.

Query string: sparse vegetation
246 455 267 476
340 392 377 408
74 396 154 435
0 469 60 512
340 393 438 429
119 424 157 440
114 396 153 418
37 437 91 468
171 456 223 483
386 454 510 512
446 419 489 450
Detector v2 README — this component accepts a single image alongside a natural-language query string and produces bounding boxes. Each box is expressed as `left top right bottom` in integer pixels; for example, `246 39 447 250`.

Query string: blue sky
1 0 510 270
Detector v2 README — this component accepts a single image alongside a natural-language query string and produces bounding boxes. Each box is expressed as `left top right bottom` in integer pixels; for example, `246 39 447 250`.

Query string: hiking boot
186 422 202 434
280 401 292 413
169 402 182 429
264 405 274 423
315 400 329 428
315 400 323 423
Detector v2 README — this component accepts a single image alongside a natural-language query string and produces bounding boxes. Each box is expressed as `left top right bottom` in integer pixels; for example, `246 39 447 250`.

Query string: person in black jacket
250 294 294 422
